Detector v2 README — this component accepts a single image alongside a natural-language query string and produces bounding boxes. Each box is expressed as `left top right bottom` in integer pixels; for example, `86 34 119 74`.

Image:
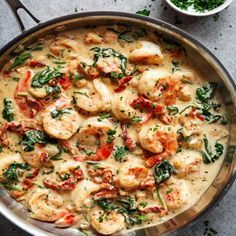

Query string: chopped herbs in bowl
165 0 233 16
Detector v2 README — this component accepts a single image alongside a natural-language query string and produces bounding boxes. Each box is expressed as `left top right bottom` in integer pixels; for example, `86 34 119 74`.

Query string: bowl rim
0 11 235 236
165 0 233 16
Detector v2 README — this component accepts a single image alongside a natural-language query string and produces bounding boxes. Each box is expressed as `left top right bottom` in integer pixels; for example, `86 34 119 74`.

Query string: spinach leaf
132 116 143 123
96 198 117 211
154 160 174 185
167 106 179 115
200 109 221 124
2 98 14 122
8 52 31 71
31 67 62 88
97 113 111 121
4 162 30 181
133 28 147 40
201 134 224 164
96 197 147 226
50 145 63 160
1 183 22 191
90 47 128 74
22 130 48 152
113 145 128 162
51 108 73 119
136 9 150 16
172 61 180 73
26 42 44 51
46 85 61 95
117 196 136 212
196 82 217 102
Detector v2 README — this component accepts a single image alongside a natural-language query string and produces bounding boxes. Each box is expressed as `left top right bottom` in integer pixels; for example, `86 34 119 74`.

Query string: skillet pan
0 0 235 235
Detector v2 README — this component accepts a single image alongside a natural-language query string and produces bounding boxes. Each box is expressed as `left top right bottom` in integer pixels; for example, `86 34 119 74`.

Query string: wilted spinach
196 82 217 102
31 66 62 88
7 52 31 71
22 130 48 152
201 134 224 164
90 47 128 74
167 106 179 116
96 196 147 225
154 160 174 185
51 108 73 119
2 98 14 122
4 162 30 181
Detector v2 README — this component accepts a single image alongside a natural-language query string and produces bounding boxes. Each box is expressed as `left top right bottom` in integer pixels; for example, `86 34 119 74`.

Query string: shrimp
103 30 118 44
54 212 82 228
129 41 163 65
0 153 25 181
112 88 140 121
171 152 202 178
50 35 79 56
26 187 64 221
89 207 125 235
96 57 122 75
75 117 114 161
21 143 60 169
74 79 112 113
116 161 149 190
77 117 113 145
173 70 195 84
138 69 181 105
159 177 189 210
138 124 178 167
41 95 82 139
71 180 100 211
84 32 102 44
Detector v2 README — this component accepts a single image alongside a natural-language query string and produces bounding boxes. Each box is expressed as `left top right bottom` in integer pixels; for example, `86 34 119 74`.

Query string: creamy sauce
0 25 229 235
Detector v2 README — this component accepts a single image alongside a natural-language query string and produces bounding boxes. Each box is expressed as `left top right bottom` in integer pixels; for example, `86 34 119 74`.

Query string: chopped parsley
170 0 225 13
136 9 151 16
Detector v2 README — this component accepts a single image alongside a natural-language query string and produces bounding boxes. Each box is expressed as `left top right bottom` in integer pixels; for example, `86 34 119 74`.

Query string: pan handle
4 0 40 32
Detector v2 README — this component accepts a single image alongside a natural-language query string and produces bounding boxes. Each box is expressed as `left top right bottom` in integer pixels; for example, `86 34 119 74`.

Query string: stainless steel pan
0 0 235 235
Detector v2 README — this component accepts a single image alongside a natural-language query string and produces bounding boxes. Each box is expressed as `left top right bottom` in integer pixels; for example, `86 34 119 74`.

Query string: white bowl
165 0 233 16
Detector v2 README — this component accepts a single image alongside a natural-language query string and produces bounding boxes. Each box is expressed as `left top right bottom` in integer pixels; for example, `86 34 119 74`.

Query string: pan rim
0 11 235 236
